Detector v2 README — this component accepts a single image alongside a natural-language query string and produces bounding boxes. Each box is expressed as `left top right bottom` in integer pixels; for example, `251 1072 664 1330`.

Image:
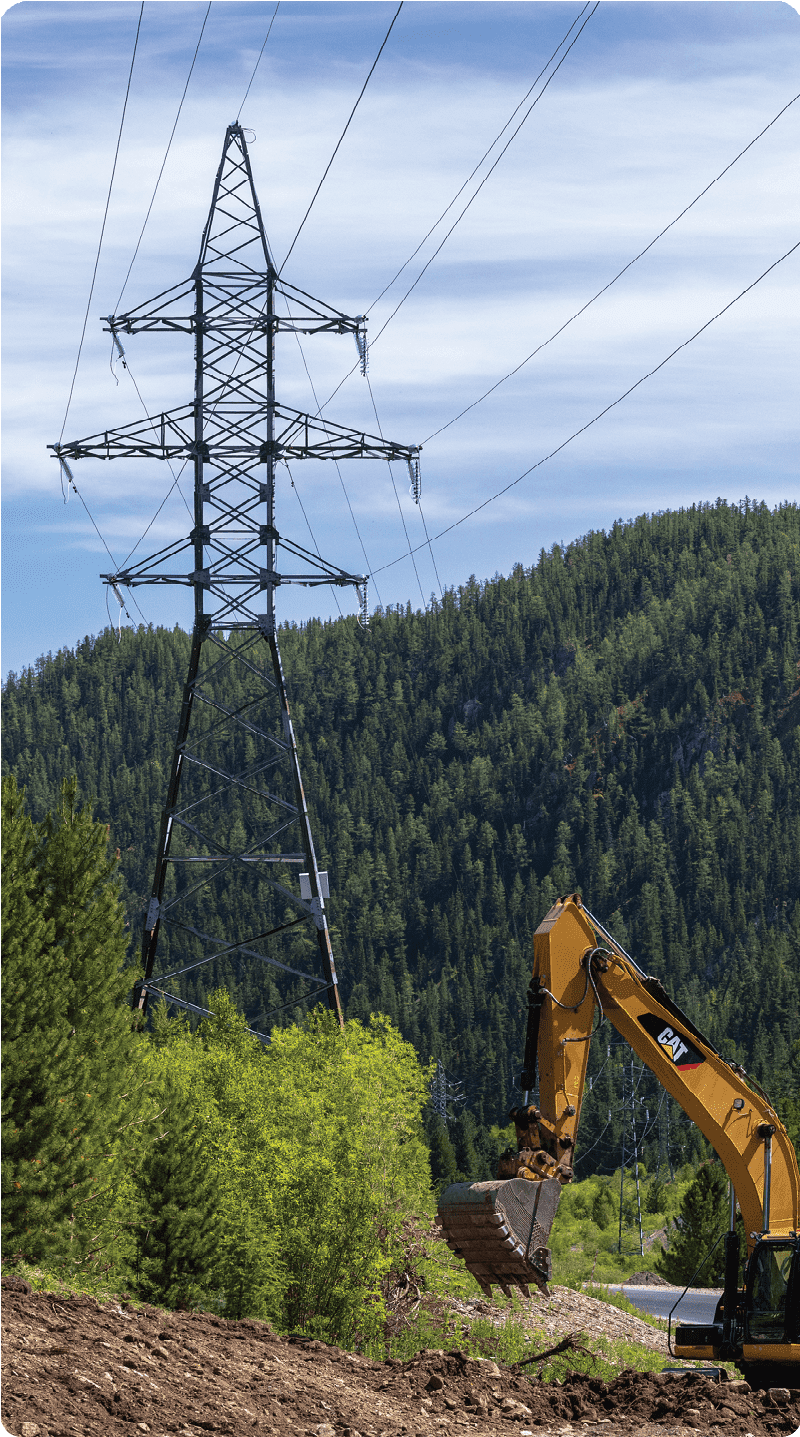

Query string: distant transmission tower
51 124 420 1030
430 1061 465 1126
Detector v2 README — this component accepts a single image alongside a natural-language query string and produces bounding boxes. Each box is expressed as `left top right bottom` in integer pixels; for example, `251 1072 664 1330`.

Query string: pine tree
657 1162 729 1285
130 1070 222 1309
1 775 139 1265
425 1109 459 1191
1 776 62 1258
452 1109 481 1181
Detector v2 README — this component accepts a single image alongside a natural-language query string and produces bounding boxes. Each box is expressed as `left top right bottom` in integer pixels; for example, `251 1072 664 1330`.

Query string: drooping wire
119 457 192 567
300 2 598 420
423 87 800 446
418 501 444 600
367 3 599 349
57 2 144 446
279 1 404 275
236 0 280 122
573 1110 614 1169
65 474 148 627
280 293 384 608
372 238 800 576
365 376 427 609
284 462 344 619
113 2 212 316
367 1 593 316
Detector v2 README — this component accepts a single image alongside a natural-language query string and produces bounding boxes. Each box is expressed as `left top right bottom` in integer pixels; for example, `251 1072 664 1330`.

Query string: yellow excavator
438 895 800 1387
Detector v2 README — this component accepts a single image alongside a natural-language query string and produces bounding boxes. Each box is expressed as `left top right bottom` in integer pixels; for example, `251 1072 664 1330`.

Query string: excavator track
437 1176 561 1298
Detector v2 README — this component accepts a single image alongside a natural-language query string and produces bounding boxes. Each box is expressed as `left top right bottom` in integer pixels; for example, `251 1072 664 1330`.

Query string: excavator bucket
437 1176 562 1298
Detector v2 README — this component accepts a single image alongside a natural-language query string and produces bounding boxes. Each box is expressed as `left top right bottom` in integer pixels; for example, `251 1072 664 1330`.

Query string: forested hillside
4 499 799 1177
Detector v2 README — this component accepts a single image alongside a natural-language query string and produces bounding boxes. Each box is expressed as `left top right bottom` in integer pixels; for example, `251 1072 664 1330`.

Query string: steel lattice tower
51 124 419 1031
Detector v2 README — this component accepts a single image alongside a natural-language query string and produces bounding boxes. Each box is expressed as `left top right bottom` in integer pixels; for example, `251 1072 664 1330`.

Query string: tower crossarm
104 275 367 339
50 405 420 467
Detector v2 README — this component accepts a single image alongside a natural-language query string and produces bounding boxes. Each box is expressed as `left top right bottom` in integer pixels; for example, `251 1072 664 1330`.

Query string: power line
114 2 212 315
368 3 599 348
373 238 800 575
61 470 148 627
236 0 280 122
53 1 149 632
423 88 800 445
283 299 384 607
367 1 594 316
109 352 193 570
365 376 427 609
418 501 444 600
279 1 404 274
285 462 345 619
304 1 598 419
58 2 144 445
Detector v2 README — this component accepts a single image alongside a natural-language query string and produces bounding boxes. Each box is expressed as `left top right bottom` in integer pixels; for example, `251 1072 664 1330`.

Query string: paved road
608 1284 722 1326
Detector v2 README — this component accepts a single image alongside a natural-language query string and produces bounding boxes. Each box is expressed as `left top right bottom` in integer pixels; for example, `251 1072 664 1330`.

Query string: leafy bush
132 994 432 1345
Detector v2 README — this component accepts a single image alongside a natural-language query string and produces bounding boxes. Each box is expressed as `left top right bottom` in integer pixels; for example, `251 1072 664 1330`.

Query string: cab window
748 1244 792 1342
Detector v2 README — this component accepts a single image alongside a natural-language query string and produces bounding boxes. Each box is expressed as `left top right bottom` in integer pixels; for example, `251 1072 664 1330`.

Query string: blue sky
2 1 799 676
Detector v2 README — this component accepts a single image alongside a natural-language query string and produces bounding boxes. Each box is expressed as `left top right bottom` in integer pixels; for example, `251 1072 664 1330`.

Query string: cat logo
638 1013 704 1071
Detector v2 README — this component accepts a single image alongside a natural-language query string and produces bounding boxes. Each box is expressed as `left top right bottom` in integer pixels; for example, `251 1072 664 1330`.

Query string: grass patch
376 1303 675 1379
1 1259 138 1307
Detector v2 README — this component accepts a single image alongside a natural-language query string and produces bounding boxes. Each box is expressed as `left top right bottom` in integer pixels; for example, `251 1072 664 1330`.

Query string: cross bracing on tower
49 122 420 1031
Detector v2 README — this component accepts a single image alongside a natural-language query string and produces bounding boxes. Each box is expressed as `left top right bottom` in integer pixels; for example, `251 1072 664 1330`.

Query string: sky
2 0 799 676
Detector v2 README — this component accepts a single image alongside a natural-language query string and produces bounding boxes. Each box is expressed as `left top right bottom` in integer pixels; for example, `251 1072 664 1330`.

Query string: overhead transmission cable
306 1 599 418
113 2 212 316
373 238 800 575
364 371 443 603
279 0 404 274
424 87 800 445
367 1 594 315
417 503 444 600
54 3 149 629
105 346 193 578
281 295 384 608
284 462 345 619
368 4 599 348
58 2 144 447
365 376 428 609
236 0 280 121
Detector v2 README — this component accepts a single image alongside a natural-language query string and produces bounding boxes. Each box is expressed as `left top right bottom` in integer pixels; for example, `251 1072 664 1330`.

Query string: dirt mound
623 1271 671 1287
2 1286 799 1437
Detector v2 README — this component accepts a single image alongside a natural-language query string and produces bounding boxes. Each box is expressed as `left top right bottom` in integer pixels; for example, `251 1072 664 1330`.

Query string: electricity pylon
50 124 420 1031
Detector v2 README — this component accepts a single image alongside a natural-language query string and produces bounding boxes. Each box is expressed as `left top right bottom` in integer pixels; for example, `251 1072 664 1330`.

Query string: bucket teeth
437 1176 562 1299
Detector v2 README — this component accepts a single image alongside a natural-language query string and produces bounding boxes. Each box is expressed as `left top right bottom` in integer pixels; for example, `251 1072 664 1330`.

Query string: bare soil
2 1282 799 1437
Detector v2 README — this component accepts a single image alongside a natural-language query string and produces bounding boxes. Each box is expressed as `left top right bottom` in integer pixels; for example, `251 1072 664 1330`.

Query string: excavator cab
745 1238 800 1345
675 1238 800 1368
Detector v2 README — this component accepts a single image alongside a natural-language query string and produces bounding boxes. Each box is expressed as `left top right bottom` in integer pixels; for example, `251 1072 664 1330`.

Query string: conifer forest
3 499 800 1193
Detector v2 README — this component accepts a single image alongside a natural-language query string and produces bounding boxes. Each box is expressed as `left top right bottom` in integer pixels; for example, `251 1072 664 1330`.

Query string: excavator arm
438 895 800 1321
